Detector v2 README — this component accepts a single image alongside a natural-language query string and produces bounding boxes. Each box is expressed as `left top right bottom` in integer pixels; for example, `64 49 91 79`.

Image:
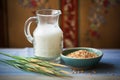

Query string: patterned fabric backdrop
61 0 79 48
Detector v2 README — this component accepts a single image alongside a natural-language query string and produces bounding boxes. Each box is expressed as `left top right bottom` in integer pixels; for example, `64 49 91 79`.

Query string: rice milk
33 24 63 60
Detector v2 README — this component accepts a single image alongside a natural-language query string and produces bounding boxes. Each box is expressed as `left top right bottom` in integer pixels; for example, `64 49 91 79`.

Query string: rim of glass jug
36 9 61 16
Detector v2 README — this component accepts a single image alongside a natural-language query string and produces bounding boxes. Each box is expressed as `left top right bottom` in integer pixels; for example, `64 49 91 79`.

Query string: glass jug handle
24 17 37 43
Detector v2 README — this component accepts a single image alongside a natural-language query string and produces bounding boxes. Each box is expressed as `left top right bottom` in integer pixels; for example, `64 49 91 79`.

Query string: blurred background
0 0 120 48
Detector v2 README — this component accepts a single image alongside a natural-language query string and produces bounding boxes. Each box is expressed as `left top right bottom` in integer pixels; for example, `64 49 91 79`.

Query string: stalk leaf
0 52 28 61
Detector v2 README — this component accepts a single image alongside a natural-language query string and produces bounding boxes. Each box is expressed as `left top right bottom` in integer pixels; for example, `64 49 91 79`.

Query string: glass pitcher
24 9 63 61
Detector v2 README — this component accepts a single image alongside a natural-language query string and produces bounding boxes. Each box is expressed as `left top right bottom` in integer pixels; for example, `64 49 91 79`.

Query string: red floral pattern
61 0 78 48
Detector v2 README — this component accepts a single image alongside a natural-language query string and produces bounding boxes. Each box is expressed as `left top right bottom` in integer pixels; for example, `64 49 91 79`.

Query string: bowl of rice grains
61 47 103 69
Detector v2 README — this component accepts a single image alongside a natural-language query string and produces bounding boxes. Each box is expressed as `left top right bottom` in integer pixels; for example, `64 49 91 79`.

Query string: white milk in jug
33 24 63 60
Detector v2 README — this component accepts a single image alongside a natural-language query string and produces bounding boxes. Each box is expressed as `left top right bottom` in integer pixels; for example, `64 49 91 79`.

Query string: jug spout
53 10 61 15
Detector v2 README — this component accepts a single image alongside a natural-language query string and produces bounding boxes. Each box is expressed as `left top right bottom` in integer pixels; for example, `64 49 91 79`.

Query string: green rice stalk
0 52 70 77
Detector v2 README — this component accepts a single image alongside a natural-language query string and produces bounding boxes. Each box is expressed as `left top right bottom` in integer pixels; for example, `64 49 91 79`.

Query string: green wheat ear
0 52 71 77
